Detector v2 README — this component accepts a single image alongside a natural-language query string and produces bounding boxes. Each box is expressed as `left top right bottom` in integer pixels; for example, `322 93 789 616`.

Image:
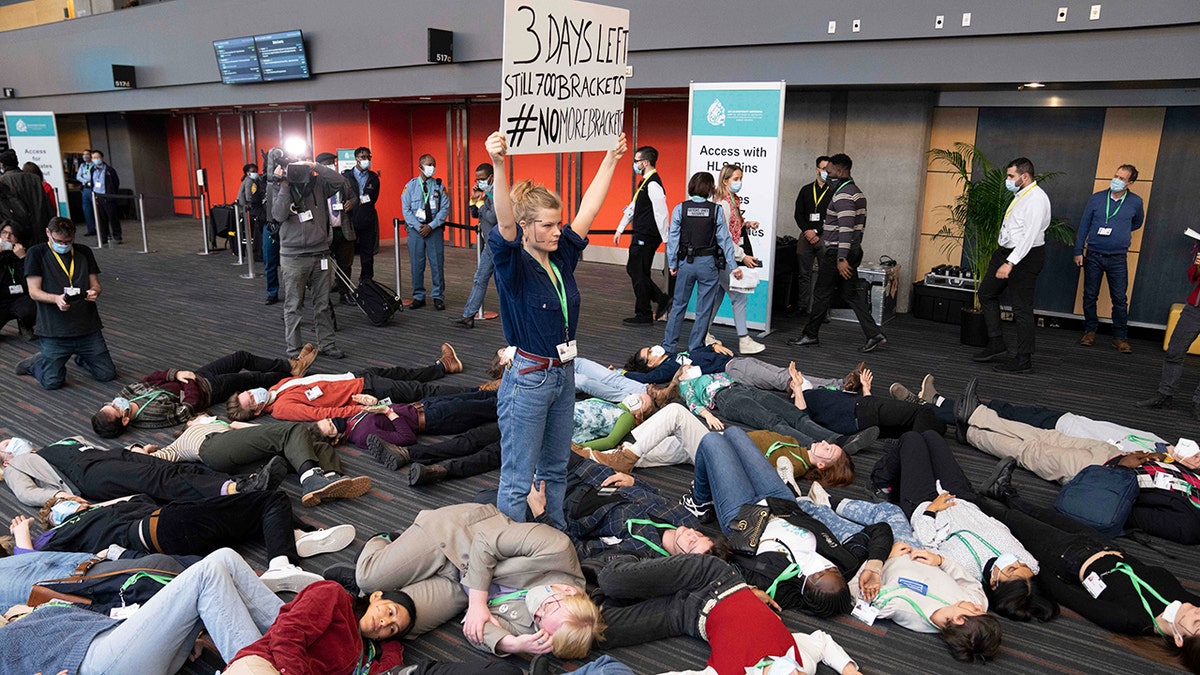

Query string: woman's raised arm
487 131 517 241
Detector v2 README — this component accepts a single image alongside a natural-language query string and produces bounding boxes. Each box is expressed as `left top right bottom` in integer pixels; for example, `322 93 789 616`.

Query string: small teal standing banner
3 111 69 217
685 82 786 334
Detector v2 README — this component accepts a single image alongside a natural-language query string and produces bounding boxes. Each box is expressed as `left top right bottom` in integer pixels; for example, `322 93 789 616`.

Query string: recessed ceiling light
368 98 380 102
419 96 432 100
1022 82 1045 88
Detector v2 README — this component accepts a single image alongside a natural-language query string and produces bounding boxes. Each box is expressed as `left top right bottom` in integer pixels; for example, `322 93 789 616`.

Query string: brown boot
843 361 867 392
408 463 448 486
479 379 501 392
439 343 463 374
1079 331 1096 346
289 343 318 378
1113 338 1133 354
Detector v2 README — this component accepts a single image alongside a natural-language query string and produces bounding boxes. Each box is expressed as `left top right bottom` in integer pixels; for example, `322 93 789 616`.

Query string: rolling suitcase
333 266 402 326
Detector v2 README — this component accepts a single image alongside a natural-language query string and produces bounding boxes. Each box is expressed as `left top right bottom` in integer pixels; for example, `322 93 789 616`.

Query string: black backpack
28 554 188 615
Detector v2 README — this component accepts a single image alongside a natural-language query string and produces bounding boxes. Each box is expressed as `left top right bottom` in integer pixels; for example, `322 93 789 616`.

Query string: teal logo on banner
691 89 780 138
7 114 55 137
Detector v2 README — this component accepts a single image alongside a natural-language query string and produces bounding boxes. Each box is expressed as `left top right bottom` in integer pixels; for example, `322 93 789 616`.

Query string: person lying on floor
573 400 711 474
330 503 603 659
657 364 876 462
622 342 856 393
0 548 290 675
979 475 1200 673
8 489 353 592
226 344 468 422
593 553 864 675
678 428 890 616
793 366 945 439
864 429 1056 623
330 389 498 470
133 415 371 507
89 346 318 438
0 546 193 611
0 435 284 508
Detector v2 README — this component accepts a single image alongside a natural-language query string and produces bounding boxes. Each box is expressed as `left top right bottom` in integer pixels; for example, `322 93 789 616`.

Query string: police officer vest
679 200 719 254
631 172 664 239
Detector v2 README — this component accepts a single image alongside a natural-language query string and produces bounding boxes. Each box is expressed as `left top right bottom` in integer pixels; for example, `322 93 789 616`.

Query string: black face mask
826 175 844 189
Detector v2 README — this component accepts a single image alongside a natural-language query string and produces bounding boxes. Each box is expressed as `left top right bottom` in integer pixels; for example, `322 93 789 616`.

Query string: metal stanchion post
137 194 149 254
240 204 255 279
393 218 403 298
232 203 245 266
199 193 211 255
91 190 102 249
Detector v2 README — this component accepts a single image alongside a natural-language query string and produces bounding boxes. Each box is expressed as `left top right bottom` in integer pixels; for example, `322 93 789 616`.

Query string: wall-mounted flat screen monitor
213 35 262 84
255 30 310 82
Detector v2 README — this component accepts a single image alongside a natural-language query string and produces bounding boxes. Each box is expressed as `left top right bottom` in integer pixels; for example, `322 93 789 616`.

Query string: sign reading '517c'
501 0 630 155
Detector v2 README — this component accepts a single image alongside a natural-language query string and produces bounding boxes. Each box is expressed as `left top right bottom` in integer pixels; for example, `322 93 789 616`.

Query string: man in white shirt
972 158 1052 373
615 146 671 325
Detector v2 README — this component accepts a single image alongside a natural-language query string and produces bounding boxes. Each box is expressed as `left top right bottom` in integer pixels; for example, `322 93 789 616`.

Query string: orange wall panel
166 116 194 216
367 104 414 242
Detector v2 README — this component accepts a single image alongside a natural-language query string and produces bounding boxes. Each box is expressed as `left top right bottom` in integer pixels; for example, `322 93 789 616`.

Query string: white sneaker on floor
295 524 356 558
738 336 765 355
808 481 831 508
260 563 323 593
705 333 719 346
776 457 801 497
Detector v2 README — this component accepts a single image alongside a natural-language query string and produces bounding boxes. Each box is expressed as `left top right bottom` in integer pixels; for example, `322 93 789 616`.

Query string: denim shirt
489 224 586 359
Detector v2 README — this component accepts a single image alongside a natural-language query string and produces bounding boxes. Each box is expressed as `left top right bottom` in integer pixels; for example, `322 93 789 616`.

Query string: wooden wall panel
915 107 976 281
1094 108 1166 182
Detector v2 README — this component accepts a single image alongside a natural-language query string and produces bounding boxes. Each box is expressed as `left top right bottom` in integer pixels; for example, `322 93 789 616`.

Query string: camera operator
270 153 351 360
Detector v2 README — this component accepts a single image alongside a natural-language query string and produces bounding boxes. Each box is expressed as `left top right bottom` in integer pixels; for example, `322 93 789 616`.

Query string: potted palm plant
929 143 1074 346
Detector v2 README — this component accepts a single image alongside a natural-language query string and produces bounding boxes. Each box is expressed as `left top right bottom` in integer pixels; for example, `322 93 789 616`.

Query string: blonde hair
511 180 562 229
551 594 606 659
714 163 742 201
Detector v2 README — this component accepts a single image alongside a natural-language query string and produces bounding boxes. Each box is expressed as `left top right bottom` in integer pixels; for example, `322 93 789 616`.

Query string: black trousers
0 295 35 331
795 235 820 313
155 490 298 563
856 397 946 438
359 364 473 402
410 659 523 675
627 237 669 317
39 445 229 503
411 424 502 478
802 246 881 339
978 246 1045 356
871 430 977 518
422 390 499 434
196 350 292 404
354 216 378 281
199 422 342 475
95 194 122 242
987 399 1064 430
330 228 356 293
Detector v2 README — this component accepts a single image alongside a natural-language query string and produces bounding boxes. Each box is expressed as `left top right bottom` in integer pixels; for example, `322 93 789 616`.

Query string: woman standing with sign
711 163 764 355
485 130 627 527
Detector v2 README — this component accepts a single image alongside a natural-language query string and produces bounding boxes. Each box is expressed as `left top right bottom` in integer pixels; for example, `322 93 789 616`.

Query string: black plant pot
960 308 989 347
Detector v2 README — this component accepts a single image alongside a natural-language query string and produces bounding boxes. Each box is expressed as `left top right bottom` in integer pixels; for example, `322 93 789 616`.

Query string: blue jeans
831 498 919 547
496 353 575 527
569 655 635 675
714 265 749 336
0 551 92 608
262 228 280 299
693 427 795 530
462 242 495 318
712 384 835 445
574 357 644 402
33 330 117 390
80 548 282 674
662 257 721 353
1082 251 1130 338
409 226 446 301
81 187 96 234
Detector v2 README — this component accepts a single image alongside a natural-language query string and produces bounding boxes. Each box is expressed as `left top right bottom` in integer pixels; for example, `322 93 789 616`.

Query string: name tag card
809 213 821 222
8 285 22 295
64 286 81 296
1097 227 1113 236
852 598 879 625
1083 571 1108 598
298 210 314 223
360 194 371 204
556 340 577 362
304 386 324 401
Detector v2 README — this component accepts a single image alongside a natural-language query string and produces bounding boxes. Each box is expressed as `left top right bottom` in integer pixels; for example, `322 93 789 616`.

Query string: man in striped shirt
788 154 887 353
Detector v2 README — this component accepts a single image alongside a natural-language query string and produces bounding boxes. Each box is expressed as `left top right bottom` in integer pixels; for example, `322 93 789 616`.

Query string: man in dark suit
343 146 381 283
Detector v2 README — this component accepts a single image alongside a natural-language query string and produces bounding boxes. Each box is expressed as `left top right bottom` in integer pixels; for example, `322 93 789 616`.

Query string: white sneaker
809 481 831 508
738 336 765 355
704 333 719 346
776 456 801 497
295 524 356 558
260 563 323 593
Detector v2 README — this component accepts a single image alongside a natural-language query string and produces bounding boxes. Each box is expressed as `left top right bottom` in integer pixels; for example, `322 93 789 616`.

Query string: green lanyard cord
873 586 954 629
946 529 1002 571
1109 562 1172 636
1105 191 1127 223
488 590 528 606
765 441 810 472
128 389 174 420
626 518 675 557
119 571 174 592
354 639 378 675
547 261 570 338
1125 434 1158 451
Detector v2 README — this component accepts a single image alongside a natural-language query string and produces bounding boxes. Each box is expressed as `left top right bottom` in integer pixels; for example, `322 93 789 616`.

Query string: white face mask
476 179 491 191
1005 178 1020 193
0 239 12 252
648 345 666 359
524 585 557 618
249 388 270 406
422 164 436 178
819 169 828 182
621 393 644 412
680 365 703 381
248 172 259 180
992 552 1020 573
5 437 35 457
358 159 371 170
1164 600 1183 625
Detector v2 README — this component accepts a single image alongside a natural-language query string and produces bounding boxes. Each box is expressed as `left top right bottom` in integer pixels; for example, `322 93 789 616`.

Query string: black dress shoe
623 316 653 325
1134 394 1172 409
994 355 1032 374
321 564 361 596
654 298 673 321
409 299 426 309
840 426 880 455
980 457 1017 501
954 376 979 444
786 335 819 347
264 296 279 305
454 316 475 329
862 334 887 353
972 340 1008 362
433 298 445 311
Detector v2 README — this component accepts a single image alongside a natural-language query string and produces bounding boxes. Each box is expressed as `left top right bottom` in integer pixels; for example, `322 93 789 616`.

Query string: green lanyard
128 389 173 420
873 585 953 629
946 529 1002 571
488 590 528 606
354 639 378 675
765 441 809 472
119 571 175 591
1109 562 1172 636
546 261 570 338
1125 434 1158 451
765 562 801 599
1105 191 1127 223
626 518 675 557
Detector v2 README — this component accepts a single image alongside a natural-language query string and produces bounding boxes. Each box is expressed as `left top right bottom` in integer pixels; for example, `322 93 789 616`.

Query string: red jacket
144 369 212 408
267 375 366 421
229 581 403 675
705 588 797 675
1187 264 1200 307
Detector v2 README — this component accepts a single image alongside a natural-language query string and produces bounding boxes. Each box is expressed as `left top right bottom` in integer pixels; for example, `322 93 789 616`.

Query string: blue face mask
819 169 828 182
729 181 743 194
689 195 707 202
1110 177 1127 193
249 388 270 406
1005 178 1020 194
476 180 492 191
111 397 131 414
50 500 83 526
50 241 72 255
633 161 644 176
